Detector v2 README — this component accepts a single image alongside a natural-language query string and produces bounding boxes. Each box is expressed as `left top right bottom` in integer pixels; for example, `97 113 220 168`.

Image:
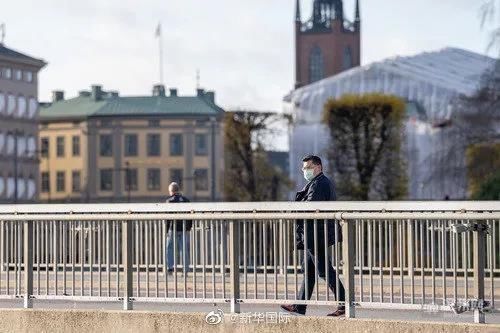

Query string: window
0 92 5 113
17 96 26 117
28 97 37 118
7 94 15 115
195 134 208 156
147 133 161 156
72 171 81 193
124 134 138 156
72 136 80 156
99 134 113 157
170 169 183 188
56 136 65 157
56 171 65 192
148 119 160 127
309 46 324 84
170 134 183 156
100 169 113 191
41 137 49 158
4 68 11 79
14 69 22 81
147 168 161 191
343 46 353 70
41 172 50 193
194 169 209 191
125 169 138 191
24 71 33 83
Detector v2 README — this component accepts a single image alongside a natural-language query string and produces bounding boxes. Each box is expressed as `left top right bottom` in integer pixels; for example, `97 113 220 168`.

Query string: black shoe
280 304 305 316
327 306 345 317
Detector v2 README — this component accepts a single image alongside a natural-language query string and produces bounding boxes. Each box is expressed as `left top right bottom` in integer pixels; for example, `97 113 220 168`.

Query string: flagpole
158 24 163 85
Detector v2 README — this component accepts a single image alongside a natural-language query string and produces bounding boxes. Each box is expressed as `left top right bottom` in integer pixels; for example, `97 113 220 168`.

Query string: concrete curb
0 309 498 333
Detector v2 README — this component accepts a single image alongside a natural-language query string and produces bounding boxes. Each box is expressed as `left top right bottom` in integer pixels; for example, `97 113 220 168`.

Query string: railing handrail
0 211 499 221
0 201 498 214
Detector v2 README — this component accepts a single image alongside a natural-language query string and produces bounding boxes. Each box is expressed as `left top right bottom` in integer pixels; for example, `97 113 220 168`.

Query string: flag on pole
0 23 5 44
155 23 161 38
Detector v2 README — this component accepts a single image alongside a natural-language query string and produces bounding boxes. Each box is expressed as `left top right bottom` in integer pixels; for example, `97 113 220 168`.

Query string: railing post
23 220 33 309
473 220 486 324
342 219 355 318
229 219 240 313
407 219 414 304
122 220 133 310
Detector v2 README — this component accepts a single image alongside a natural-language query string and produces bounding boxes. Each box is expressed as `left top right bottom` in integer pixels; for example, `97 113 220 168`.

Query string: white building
284 47 496 199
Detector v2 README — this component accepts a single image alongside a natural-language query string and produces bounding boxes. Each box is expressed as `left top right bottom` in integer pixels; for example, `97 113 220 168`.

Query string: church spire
354 0 360 30
295 0 301 22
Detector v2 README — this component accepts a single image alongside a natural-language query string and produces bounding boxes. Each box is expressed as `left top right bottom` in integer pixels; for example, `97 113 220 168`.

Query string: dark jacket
166 194 192 232
295 172 342 250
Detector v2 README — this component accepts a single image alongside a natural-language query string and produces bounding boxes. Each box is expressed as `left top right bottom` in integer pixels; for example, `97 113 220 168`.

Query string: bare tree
223 111 292 201
481 0 500 53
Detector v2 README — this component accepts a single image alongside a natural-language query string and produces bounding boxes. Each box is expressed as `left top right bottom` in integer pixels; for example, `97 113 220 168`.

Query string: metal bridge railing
0 201 498 324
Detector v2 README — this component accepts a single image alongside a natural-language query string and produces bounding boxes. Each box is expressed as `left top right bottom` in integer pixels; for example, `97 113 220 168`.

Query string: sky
1 0 496 113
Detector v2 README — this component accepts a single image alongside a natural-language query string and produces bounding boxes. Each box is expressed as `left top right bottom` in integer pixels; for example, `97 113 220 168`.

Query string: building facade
0 43 46 203
39 85 224 203
295 0 361 88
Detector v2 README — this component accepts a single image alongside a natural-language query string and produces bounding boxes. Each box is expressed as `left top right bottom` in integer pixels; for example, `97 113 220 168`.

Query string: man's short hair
302 155 322 166
169 182 180 193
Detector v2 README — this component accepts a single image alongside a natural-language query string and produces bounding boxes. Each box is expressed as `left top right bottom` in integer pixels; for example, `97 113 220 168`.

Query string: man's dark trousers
295 247 346 314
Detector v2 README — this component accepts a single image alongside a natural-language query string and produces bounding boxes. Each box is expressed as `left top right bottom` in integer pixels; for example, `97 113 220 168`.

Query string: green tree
323 94 407 200
467 143 500 198
473 172 500 200
223 111 292 201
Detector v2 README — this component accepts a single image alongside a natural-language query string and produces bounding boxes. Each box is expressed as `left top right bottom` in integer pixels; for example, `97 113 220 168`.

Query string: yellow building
39 84 224 203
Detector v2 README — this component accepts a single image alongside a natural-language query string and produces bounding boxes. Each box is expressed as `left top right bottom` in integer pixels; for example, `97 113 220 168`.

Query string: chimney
169 88 178 97
52 90 64 103
153 84 166 97
196 88 205 97
78 90 91 97
205 91 215 104
91 85 103 101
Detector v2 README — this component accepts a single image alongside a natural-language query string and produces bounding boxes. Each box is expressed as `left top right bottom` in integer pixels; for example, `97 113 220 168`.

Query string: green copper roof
40 94 224 121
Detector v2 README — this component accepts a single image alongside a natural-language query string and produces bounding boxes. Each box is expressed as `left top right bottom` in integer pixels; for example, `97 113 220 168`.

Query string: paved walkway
0 299 499 324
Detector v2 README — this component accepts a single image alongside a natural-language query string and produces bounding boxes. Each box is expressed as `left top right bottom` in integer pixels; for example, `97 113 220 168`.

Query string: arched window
343 46 353 70
309 46 324 83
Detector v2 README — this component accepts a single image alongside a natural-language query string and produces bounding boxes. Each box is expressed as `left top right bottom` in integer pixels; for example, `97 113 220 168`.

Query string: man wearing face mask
280 155 345 317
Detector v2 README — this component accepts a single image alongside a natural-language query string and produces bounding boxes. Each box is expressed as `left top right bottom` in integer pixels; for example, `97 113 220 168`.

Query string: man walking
165 182 192 274
280 155 346 316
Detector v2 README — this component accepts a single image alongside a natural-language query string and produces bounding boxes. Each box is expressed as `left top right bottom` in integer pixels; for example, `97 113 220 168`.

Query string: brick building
295 0 361 88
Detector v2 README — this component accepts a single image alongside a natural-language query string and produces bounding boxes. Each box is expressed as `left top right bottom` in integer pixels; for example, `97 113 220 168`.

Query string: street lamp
114 161 131 203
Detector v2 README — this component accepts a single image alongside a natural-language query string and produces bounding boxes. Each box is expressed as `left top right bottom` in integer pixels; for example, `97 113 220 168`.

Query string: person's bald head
169 182 180 196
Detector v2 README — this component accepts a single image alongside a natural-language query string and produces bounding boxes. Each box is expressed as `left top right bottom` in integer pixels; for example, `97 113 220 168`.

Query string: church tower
295 0 361 89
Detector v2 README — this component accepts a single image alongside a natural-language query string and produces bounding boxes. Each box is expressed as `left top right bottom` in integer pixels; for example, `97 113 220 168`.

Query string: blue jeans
166 230 191 273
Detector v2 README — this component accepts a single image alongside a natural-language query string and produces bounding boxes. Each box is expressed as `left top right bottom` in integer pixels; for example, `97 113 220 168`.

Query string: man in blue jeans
165 182 192 274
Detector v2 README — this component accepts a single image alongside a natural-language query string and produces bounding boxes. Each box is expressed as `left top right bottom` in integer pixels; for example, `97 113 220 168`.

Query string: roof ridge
0 44 46 65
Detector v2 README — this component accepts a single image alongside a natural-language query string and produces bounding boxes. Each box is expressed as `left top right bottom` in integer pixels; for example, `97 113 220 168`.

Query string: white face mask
303 168 315 182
